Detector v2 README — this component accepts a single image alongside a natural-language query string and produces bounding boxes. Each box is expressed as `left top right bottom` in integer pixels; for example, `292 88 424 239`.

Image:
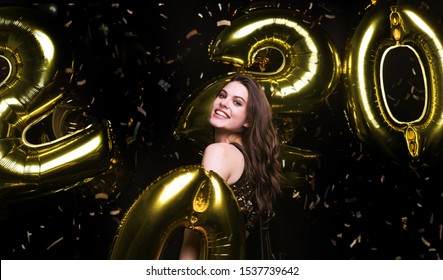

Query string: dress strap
229 142 247 159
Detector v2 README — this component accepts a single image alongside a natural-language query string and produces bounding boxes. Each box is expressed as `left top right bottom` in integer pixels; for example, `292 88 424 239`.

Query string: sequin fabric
229 143 265 230
230 173 260 230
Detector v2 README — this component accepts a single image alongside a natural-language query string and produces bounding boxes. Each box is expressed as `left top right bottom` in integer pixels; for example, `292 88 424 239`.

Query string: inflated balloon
208 6 340 115
110 165 245 259
0 7 114 203
343 0 443 164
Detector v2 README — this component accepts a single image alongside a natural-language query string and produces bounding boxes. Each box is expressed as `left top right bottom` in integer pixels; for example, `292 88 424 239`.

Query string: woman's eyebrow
233 95 246 103
222 88 246 103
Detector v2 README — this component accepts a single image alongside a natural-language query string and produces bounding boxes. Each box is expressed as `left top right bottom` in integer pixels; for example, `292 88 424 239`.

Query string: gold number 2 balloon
110 165 245 259
0 7 114 203
209 6 340 115
343 0 443 164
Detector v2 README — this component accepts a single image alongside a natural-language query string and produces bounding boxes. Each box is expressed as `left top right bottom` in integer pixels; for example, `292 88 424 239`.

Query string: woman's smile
214 108 229 119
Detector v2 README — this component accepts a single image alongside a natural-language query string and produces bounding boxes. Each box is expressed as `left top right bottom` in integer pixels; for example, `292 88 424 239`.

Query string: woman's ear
243 121 250 127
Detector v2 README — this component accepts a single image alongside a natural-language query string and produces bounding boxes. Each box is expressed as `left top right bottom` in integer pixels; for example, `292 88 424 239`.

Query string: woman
180 73 283 259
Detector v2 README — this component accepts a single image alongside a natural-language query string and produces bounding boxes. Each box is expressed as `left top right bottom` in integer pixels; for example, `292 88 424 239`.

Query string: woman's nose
219 99 228 108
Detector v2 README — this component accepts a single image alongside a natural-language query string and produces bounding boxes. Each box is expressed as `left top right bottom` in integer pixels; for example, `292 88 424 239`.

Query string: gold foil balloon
110 165 245 259
343 0 443 164
209 6 340 115
0 7 114 203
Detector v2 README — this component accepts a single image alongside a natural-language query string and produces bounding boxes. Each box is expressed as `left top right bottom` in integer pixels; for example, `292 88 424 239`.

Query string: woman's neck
213 130 243 145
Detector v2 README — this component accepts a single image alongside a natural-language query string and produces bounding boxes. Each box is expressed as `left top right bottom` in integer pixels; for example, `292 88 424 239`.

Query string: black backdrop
1 0 442 260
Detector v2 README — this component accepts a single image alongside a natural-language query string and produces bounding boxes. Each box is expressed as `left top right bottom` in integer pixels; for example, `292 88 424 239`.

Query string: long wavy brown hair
225 73 283 212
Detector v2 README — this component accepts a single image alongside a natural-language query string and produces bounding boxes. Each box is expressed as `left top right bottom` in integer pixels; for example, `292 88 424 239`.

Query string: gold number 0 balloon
0 7 114 202
110 165 245 259
343 0 443 164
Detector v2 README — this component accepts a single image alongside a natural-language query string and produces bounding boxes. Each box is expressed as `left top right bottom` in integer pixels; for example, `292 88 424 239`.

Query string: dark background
0 0 442 260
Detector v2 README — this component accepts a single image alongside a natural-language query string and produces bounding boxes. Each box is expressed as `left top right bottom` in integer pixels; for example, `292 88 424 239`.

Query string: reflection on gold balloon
343 0 443 164
0 7 114 203
110 165 245 259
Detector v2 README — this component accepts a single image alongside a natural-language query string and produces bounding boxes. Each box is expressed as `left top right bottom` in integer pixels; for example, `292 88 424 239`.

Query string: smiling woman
179 73 283 259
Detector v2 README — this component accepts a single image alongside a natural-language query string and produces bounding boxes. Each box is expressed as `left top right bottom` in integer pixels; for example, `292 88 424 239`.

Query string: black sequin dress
230 171 260 230
229 143 275 259
229 143 262 230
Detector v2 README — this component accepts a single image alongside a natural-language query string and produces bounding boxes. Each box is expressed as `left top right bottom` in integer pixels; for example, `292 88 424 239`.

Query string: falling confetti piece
47 237 64 251
217 19 231 26
186 29 199 39
95 193 109 200
421 236 431 247
76 79 87 86
110 209 121 215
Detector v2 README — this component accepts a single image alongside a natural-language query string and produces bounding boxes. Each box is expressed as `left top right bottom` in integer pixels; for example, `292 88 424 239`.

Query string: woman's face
209 81 249 133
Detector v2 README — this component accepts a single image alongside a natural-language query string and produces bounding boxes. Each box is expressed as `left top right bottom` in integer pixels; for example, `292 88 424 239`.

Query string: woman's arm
201 143 232 181
180 144 234 259
179 228 201 260
202 143 244 185
180 143 245 259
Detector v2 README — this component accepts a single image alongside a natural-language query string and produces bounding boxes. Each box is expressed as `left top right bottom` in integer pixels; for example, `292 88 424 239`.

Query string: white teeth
215 109 228 118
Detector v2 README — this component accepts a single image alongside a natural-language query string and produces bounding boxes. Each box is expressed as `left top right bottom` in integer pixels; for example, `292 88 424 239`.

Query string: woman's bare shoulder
202 143 244 184
204 143 241 157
